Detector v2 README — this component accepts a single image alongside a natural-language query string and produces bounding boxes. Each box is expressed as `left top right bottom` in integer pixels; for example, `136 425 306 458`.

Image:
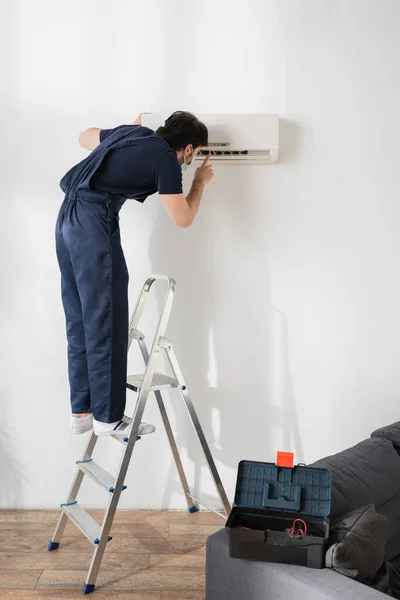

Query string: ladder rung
76 460 126 494
111 434 128 445
60 502 112 546
127 373 178 392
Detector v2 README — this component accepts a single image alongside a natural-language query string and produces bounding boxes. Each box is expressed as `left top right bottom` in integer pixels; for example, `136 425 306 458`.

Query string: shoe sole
94 427 156 437
71 427 93 435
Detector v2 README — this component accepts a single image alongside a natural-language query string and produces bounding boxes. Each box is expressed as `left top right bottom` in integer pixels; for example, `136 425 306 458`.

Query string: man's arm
160 154 214 228
78 114 149 151
78 127 101 151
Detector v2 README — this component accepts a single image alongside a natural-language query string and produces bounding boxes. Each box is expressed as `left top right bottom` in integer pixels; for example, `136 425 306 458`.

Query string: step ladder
48 275 231 595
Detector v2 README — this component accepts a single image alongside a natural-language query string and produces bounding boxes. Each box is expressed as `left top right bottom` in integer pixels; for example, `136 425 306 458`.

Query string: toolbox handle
262 483 301 511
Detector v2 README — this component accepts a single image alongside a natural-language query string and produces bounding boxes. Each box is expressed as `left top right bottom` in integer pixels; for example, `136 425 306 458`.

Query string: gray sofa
206 423 400 600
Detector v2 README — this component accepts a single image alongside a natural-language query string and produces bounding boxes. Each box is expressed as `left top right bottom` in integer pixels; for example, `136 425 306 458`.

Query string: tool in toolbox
226 453 332 568
48 276 231 594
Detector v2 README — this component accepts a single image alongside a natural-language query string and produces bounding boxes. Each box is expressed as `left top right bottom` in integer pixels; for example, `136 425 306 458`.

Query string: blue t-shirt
90 125 183 202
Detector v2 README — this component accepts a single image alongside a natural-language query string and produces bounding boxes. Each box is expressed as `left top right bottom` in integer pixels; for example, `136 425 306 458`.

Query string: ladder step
60 502 112 546
110 432 141 445
111 434 129 445
109 416 142 445
127 373 178 392
76 460 126 494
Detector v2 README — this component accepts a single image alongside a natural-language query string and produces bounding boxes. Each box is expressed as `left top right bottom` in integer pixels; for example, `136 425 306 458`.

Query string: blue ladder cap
182 385 187 390
94 536 112 544
48 541 60 551
60 501 77 507
82 582 95 595
76 459 93 465
109 485 127 493
188 506 199 513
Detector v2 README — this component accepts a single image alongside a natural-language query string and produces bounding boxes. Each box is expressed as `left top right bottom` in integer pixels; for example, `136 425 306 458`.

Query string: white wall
1 0 400 509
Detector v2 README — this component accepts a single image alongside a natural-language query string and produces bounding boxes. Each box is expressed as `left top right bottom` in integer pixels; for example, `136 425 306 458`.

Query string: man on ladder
52 113 226 595
56 111 214 436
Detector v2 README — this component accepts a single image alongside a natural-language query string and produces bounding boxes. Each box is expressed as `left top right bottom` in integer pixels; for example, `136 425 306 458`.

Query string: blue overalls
56 126 138 423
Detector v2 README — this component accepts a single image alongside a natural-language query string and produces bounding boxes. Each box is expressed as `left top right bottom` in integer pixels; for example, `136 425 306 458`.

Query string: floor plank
36 569 205 591
0 536 206 554
0 538 46 552
0 551 149 571
161 593 205 600
0 570 43 589
0 591 160 599
0 523 170 539
0 509 221 525
0 525 55 537
64 522 170 538
88 510 223 525
169 523 221 537
0 512 58 524
149 552 205 570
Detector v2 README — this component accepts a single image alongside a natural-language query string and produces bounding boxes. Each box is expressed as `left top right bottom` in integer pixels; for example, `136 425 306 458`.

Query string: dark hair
156 111 208 150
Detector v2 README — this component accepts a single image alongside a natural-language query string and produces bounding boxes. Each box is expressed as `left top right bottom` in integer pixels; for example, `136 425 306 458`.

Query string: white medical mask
181 147 194 172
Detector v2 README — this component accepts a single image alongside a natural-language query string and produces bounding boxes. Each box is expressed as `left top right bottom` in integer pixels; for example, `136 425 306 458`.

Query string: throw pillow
326 504 388 580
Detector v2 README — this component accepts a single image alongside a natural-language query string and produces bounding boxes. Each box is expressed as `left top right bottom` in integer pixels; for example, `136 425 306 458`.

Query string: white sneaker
71 414 93 435
93 417 156 437
137 422 157 435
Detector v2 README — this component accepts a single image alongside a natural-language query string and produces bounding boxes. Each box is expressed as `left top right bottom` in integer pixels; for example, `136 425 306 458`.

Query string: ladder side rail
85 374 157 587
129 275 175 334
49 433 98 547
137 336 195 511
165 344 232 517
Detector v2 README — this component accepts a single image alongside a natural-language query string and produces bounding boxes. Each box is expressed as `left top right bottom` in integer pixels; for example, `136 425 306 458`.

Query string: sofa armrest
206 529 388 600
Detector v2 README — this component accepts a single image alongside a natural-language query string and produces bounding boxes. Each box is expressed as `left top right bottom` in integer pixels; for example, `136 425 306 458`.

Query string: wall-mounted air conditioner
142 114 279 164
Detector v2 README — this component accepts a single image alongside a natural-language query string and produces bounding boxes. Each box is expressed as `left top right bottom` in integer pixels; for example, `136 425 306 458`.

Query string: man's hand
160 154 214 228
194 154 214 186
133 112 151 126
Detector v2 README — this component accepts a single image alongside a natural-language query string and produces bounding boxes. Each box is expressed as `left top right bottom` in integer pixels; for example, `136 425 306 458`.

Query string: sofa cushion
312 437 400 561
371 422 400 451
326 504 388 579
312 438 400 520
206 529 389 600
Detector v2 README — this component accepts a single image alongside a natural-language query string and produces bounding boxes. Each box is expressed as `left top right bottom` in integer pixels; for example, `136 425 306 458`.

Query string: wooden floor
0 510 223 599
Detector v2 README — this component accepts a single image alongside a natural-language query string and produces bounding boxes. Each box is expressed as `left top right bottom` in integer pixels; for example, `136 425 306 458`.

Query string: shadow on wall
0 393 26 508
148 120 304 508
269 308 305 460
279 119 304 164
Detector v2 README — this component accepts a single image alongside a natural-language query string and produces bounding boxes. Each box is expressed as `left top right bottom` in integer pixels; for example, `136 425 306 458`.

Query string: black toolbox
226 459 332 569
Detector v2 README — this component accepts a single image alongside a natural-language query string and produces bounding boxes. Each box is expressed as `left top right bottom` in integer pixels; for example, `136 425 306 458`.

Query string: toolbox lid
235 460 332 517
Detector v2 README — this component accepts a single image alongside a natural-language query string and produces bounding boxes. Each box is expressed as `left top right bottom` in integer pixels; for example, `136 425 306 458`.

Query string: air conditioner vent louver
199 150 249 156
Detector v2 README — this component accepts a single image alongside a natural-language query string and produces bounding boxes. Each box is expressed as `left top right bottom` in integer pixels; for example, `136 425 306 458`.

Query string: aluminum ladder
48 275 231 595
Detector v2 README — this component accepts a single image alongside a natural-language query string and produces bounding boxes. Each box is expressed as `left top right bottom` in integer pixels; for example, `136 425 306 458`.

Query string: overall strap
60 125 139 197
